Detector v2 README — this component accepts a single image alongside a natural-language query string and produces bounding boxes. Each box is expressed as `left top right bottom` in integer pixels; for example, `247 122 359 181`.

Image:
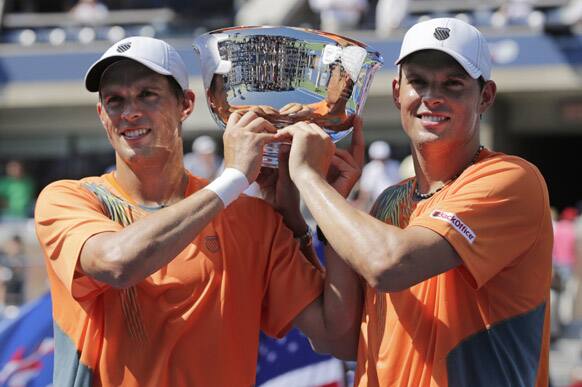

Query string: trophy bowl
193 26 383 168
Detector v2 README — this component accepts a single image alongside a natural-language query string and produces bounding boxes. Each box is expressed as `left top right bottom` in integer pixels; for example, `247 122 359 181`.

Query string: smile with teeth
418 114 448 122
123 128 150 139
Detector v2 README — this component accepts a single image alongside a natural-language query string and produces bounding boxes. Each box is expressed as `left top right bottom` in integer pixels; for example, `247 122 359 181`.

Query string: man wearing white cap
34 36 359 386
275 18 553 386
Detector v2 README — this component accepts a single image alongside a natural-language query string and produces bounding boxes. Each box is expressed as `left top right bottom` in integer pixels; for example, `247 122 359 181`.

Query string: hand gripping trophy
194 26 383 167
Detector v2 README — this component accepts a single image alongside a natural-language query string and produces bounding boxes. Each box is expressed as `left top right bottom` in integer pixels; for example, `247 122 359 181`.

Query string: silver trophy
193 26 383 168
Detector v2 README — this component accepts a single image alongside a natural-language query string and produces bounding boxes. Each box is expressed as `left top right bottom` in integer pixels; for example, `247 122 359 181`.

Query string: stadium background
1 0 582 385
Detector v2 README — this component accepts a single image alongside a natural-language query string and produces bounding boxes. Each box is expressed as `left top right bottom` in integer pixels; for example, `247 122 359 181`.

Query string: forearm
293 241 362 360
300 240 324 273
294 171 405 287
321 244 362 358
323 244 362 331
81 189 224 287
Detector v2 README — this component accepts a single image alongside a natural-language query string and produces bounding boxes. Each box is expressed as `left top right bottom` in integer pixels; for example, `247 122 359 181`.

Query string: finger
237 110 260 126
306 122 327 136
272 126 298 141
294 121 318 133
289 105 305 115
330 153 352 171
265 108 280 117
279 103 300 115
227 111 242 127
279 102 295 111
272 131 293 143
334 148 358 168
245 117 278 133
349 115 365 167
262 108 277 116
257 133 282 144
288 106 304 115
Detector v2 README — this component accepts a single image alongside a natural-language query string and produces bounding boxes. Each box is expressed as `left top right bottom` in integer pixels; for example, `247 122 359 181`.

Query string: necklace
106 172 189 212
414 145 484 200
138 203 167 212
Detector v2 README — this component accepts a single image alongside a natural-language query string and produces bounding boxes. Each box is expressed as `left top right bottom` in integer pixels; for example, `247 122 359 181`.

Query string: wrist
203 168 249 207
295 226 313 249
292 167 323 189
279 211 306 234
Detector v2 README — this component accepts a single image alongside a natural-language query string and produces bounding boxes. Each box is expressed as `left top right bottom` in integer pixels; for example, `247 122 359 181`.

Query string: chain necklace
138 203 167 212
414 145 484 200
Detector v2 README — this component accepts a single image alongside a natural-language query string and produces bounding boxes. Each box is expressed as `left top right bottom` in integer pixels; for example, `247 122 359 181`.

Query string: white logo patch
430 210 476 243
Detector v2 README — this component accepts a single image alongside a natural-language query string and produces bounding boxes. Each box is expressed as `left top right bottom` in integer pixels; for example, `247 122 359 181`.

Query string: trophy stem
262 142 280 168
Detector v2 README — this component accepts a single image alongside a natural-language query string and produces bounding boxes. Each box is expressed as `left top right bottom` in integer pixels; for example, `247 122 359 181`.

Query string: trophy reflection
278 61 355 133
194 26 383 167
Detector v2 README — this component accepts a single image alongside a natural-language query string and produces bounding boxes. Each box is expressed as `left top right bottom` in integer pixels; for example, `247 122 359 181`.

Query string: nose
421 84 444 108
120 99 143 122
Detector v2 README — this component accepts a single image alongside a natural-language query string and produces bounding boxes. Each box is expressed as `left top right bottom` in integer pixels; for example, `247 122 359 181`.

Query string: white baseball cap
395 18 492 80
85 36 189 92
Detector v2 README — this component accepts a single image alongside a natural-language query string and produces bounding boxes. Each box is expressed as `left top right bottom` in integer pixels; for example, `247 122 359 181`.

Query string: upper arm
78 230 124 286
35 180 120 299
293 243 364 360
376 225 462 292
408 157 551 289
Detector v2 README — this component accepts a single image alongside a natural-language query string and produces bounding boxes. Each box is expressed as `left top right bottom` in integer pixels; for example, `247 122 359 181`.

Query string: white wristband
204 168 249 207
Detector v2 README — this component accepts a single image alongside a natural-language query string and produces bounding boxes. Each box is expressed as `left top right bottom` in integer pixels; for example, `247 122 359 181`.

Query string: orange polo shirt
356 149 553 387
35 172 323 387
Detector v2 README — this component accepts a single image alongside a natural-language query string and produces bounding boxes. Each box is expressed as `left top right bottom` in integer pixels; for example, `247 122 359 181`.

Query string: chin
407 129 441 145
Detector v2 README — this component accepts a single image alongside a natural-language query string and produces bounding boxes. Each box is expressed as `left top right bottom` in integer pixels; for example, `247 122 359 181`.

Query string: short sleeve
259 214 324 338
35 180 123 300
409 157 550 289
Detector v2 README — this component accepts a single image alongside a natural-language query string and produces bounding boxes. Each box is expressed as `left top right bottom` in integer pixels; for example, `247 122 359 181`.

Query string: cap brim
84 55 173 92
395 47 482 80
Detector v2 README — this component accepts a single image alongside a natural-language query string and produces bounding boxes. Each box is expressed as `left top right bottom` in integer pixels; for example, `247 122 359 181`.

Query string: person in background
0 160 35 220
275 17 553 386
554 207 578 282
553 207 580 326
375 0 410 37
308 0 368 33
34 36 359 386
183 135 223 181
356 140 401 211
69 0 109 24
0 235 26 307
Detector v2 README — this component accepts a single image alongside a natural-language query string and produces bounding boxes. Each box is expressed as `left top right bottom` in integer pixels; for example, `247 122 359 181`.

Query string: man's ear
392 77 401 110
479 80 497 115
96 101 114 142
181 90 195 122
97 101 107 128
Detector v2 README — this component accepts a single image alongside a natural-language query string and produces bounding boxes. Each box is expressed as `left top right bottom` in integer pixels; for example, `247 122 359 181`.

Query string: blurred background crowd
1 0 582 385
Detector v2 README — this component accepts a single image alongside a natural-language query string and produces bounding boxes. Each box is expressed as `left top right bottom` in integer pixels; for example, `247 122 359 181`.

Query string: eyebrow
446 71 471 79
405 68 470 80
101 82 164 94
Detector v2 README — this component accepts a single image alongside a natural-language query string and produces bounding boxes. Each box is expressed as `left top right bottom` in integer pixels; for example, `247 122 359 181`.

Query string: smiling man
276 18 554 386
34 36 360 386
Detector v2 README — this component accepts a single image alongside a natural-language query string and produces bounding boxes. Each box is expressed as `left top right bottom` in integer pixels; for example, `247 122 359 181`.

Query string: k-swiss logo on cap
433 27 450 41
116 42 132 53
